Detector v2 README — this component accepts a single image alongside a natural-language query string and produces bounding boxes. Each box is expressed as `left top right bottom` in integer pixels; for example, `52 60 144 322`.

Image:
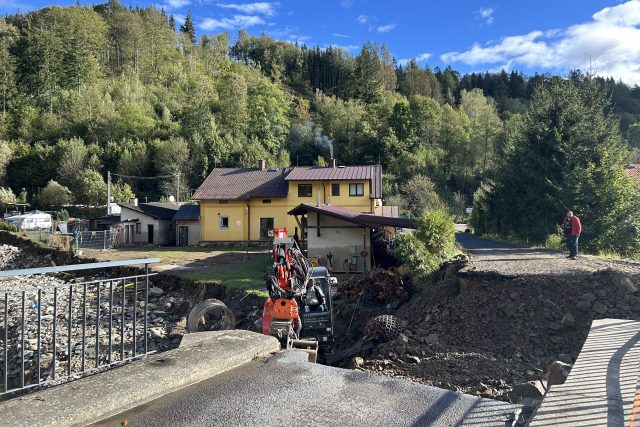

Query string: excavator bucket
289 338 319 363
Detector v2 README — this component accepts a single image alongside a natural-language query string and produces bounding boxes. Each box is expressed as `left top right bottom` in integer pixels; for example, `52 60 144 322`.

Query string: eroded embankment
337 259 640 407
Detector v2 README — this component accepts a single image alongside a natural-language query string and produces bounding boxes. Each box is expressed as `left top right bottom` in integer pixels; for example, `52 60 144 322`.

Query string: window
136 223 141 234
262 199 272 204
331 183 340 197
260 218 274 239
298 184 312 197
219 216 229 229
349 183 364 196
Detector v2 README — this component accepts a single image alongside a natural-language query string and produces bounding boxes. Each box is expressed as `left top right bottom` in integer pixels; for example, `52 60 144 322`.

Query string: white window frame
349 183 364 197
219 216 229 229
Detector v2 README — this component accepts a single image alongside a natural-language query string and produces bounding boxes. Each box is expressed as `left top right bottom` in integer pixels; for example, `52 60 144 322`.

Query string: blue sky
2 0 640 84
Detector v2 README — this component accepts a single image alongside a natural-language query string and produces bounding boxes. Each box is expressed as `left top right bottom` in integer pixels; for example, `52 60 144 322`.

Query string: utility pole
176 173 180 204
107 171 111 215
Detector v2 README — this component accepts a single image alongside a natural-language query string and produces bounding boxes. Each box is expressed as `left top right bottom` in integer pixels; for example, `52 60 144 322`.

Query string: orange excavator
261 228 336 362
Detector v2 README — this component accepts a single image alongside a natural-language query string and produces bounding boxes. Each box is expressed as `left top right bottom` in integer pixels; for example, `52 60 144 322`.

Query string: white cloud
173 13 186 25
340 0 354 8
441 0 640 85
377 24 395 33
217 2 278 16
165 0 190 8
476 7 494 25
356 14 370 24
398 52 432 66
200 14 265 31
332 33 351 39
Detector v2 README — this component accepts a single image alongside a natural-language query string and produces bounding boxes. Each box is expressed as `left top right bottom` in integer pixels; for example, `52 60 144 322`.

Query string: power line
111 172 177 180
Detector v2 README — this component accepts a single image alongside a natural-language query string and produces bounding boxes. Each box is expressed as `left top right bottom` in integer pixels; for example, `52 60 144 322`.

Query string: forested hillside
0 1 639 233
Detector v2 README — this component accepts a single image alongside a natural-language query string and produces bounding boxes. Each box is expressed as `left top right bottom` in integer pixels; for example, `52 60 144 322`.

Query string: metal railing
0 258 159 396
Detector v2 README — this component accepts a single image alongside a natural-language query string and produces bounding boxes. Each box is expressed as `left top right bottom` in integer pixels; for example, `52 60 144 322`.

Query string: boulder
560 313 575 327
576 300 592 311
511 380 546 398
611 273 639 293
592 301 607 315
547 361 572 386
578 293 596 302
148 287 165 298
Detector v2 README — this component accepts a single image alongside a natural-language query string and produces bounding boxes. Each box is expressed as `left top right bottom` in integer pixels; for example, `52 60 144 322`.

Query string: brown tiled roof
118 203 179 219
288 204 416 229
285 165 382 198
628 164 639 184
192 168 290 200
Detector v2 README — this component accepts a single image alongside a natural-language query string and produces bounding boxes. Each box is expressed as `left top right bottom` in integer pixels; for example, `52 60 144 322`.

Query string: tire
364 314 406 341
187 299 236 333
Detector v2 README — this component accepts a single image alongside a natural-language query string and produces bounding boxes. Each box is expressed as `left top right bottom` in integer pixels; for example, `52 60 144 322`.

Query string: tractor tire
187 299 236 333
364 314 406 342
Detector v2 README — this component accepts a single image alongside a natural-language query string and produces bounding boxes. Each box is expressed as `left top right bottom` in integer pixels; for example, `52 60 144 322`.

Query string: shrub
544 233 565 251
395 209 457 281
0 221 17 232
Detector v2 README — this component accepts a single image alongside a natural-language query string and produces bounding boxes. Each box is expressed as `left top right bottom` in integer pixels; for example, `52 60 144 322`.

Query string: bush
0 221 17 232
56 209 70 221
395 209 457 281
545 233 565 251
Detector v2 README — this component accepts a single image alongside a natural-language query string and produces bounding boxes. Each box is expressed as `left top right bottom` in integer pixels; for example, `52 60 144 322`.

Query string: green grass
183 255 270 290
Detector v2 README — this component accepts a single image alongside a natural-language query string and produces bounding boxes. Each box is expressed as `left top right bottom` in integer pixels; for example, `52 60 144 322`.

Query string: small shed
5 210 52 231
173 204 200 246
118 202 180 246
288 204 416 273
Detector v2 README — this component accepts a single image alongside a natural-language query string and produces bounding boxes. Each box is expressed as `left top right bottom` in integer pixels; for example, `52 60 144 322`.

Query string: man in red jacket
562 210 582 259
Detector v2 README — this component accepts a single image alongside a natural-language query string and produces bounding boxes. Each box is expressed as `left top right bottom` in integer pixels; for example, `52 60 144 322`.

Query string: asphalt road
97 352 521 427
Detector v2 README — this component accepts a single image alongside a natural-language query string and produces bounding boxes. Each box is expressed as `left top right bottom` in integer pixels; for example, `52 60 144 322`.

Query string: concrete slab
96 351 522 427
531 319 640 426
0 330 280 427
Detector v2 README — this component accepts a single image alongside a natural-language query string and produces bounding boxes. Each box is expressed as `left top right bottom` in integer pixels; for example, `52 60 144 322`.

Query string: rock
611 273 638 293
148 287 164 298
425 333 439 345
543 299 557 309
41 314 54 321
558 353 573 364
560 313 575 327
578 293 596 302
511 380 546 398
393 345 406 356
547 361 572 386
592 301 607 315
403 355 421 364
549 336 564 345
149 327 165 339
597 290 607 298
352 356 364 367
576 300 592 311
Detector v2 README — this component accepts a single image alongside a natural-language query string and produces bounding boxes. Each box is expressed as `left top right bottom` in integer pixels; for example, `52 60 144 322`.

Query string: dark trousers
566 235 579 257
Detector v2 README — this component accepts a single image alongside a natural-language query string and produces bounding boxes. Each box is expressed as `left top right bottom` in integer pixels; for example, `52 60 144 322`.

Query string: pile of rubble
346 266 640 403
337 269 412 305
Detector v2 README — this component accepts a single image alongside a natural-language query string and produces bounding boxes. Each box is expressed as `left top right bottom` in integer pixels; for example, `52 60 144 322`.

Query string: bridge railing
0 258 159 396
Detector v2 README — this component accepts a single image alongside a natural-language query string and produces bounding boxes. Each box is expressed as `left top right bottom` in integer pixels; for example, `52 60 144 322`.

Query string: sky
2 0 640 85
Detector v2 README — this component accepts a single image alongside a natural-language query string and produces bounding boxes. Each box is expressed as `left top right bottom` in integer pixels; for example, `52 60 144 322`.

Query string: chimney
258 159 266 170
330 158 337 168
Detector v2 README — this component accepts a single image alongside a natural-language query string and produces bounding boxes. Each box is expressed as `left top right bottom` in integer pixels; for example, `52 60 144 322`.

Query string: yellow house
193 160 383 242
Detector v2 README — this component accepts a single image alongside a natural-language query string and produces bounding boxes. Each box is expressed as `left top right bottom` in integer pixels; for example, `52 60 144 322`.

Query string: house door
178 226 188 246
147 224 154 244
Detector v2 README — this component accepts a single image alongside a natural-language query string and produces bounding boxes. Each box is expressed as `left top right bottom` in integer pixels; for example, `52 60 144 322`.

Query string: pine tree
180 11 196 45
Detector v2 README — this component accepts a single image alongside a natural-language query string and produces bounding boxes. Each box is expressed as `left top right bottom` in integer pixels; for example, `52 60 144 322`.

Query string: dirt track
456 233 640 281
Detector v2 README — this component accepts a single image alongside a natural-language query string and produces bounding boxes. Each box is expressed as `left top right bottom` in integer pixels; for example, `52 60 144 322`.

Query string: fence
76 230 118 250
0 258 159 396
